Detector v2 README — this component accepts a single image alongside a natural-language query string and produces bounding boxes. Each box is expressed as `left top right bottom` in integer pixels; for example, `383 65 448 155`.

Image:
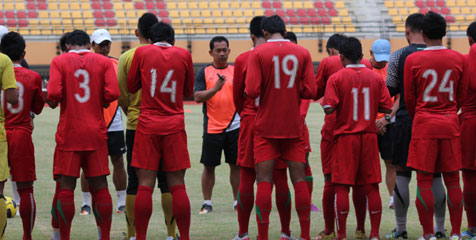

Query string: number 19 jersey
404 47 468 139
47 50 119 151
128 43 194 135
245 39 316 139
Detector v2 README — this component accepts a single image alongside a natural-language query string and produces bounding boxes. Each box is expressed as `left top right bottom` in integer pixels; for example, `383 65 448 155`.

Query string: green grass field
2 103 466 239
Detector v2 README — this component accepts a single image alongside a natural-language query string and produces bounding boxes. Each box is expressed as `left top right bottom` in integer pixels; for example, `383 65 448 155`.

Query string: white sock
117 190 126 208
81 192 91 207
11 180 20 205
434 216 445 233
203 200 212 206
52 229 60 240
97 226 102 240
234 200 238 208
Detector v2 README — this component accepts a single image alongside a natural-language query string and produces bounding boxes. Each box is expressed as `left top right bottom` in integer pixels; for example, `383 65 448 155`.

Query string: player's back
128 43 194 135
48 50 118 150
327 66 390 135
3 66 44 132
461 45 476 120
246 40 315 139
233 50 258 116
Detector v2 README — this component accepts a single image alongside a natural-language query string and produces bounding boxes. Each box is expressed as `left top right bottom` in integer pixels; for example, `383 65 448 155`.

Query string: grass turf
2 103 466 239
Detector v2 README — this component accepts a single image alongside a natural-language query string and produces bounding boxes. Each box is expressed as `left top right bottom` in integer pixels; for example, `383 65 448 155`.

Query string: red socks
322 180 335 235
273 169 291 236
365 184 382 239
134 186 153 240
463 170 476 229
170 184 191 240
334 184 350 240
443 171 463 236
238 167 256 236
352 185 367 233
57 189 75 240
256 181 273 240
18 187 36 240
51 181 60 230
416 172 435 237
294 181 311 240
305 166 313 195
92 188 112 240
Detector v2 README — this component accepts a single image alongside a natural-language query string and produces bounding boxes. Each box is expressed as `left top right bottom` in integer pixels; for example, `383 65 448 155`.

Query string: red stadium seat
297 9 306 17
282 17 288 24
273 1 282 8
430 7 439 13
0 20 4 25
265 9 274 16
27 3 36 10
95 19 105 27
328 8 338 16
307 9 317 17
159 10 168 17
7 19 16 27
19 19 28 27
17 11 27 18
145 0 153 2
441 7 450 14
420 8 429 14
105 11 114 18
103 2 113 9
92 3 101 10
314 1 323 8
162 18 171 24
318 9 327 16
310 17 320 24
415 0 425 7
157 2 166 9
262 1 271 8
5 11 14 18
322 17 331 24
28 11 38 18
38 2 47 10
135 2 145 9
146 2 155 10
94 11 103 18
106 19 117 26
300 17 310 24
325 1 334 8
276 9 285 16
0 12 3 18
289 17 299 24
426 0 435 7
436 0 445 7
445 15 455 23
286 9 296 17
148 10 157 15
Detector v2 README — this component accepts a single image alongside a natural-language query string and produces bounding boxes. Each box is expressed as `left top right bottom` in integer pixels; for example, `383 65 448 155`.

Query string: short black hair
0 32 25 61
249 16 265 38
261 15 286 36
467 21 476 42
59 32 70 53
405 13 425 32
422 11 446 40
209 36 229 50
326 34 345 51
284 31 297 43
65 30 90 46
150 22 175 44
138 13 159 40
339 36 362 63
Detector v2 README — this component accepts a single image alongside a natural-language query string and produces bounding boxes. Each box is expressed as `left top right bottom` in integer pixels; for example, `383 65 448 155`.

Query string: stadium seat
178 2 187 9
329 9 338 16
158 10 168 18
307 9 317 17
314 1 323 8
445 15 455 22
180 10 190 17
426 0 435 7
223 10 233 17
385 0 394 8
446 0 455 6
220 2 230 8
17 11 26 18
273 1 282 8
456 0 465 6
436 0 446 7
26 3 35 10
466 15 476 21
339 9 348 16
388 8 398 15
325 1 334 8
300 17 310 24
289 17 299 24
293 1 303 8
28 11 38 18
251 2 261 8
283 1 292 8
455 15 464 22
241 1 251 8
38 2 47 9
335 1 345 8
135 2 144 9
318 9 327 16
303 1 313 8
398 8 409 15
462 7 471 14
212 10 221 17
81 3 90 9
236 17 246 24
157 2 166 9
395 1 404 7
276 9 285 16
451 7 460 14
287 9 296 17
233 10 243 17
468 0 476 6
210 2 219 8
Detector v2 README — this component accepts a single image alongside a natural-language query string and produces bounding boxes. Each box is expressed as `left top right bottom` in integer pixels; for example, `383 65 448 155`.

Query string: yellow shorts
0 141 9 181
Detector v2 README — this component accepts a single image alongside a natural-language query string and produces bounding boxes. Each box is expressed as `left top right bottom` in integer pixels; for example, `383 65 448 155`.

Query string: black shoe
435 231 447 239
116 205 126 214
80 205 91 215
199 203 212 214
385 228 408 239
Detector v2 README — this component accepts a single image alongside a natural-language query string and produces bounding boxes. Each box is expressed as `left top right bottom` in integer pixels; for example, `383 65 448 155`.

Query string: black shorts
392 119 412 167
125 130 169 195
200 128 239 167
378 123 394 161
107 131 126 156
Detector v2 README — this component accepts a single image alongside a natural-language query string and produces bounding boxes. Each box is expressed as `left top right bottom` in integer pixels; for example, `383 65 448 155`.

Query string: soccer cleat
389 196 394 209
80 205 91 215
435 231 447 240
450 235 461 240
232 233 250 240
355 230 367 239
116 205 126 214
417 237 437 240
311 203 320 212
280 232 297 240
461 230 476 239
199 203 212 214
316 231 336 240
370 238 380 240
385 229 408 239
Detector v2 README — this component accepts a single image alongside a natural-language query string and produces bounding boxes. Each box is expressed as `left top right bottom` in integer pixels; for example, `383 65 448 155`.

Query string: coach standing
194 36 240 214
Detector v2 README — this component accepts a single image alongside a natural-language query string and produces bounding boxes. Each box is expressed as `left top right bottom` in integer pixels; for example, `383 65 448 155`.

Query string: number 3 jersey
245 39 316 139
128 43 194 135
47 50 119 151
322 65 393 136
404 47 468 139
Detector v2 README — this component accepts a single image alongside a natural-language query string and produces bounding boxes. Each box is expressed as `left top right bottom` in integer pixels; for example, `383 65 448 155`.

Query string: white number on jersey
74 69 90 103
422 69 454 102
351 87 370 121
150 68 177 103
272 54 298 89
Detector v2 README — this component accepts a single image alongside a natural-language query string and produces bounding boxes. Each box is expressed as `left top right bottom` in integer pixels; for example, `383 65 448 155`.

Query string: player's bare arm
193 75 226 103
3 88 18 105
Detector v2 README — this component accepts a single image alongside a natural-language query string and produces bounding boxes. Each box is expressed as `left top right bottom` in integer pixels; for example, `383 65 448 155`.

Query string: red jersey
245 39 316 138
47 50 119 151
128 43 194 135
2 65 44 133
461 45 476 120
233 50 258 117
404 47 468 139
315 55 343 100
322 65 393 136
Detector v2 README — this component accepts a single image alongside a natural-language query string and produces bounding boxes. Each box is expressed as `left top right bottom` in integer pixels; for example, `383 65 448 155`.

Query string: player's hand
376 118 388 135
46 99 58 109
213 74 226 92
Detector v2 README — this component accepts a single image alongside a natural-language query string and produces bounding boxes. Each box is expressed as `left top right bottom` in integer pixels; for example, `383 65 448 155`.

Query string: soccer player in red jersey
460 21 476 239
47 30 119 240
245 15 316 240
127 22 194 240
233 16 295 240
404 12 467 240
0 32 44 240
322 37 393 240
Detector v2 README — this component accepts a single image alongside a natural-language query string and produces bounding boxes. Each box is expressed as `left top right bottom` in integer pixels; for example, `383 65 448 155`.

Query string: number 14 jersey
404 47 468 139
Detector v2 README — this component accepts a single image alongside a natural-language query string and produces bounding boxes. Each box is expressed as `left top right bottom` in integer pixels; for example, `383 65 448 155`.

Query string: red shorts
131 130 191 172
320 138 334 175
6 129 36 182
254 134 306 164
303 125 312 153
53 147 109 178
407 137 462 173
460 118 476 170
237 115 255 168
331 133 381 185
